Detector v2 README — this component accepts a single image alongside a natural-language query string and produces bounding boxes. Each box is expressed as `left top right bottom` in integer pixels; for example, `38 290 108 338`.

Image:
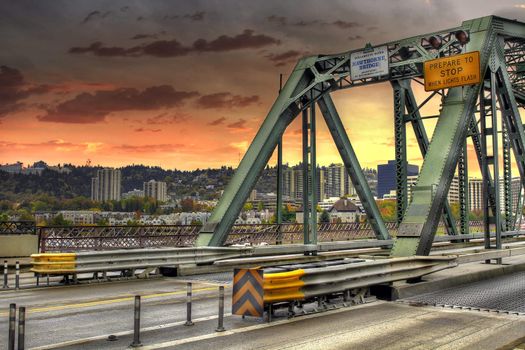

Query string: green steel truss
197 16 525 256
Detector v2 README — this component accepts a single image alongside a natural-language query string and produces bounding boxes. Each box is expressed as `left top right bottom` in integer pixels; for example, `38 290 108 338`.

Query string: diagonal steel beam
318 93 390 240
397 80 459 236
196 57 318 246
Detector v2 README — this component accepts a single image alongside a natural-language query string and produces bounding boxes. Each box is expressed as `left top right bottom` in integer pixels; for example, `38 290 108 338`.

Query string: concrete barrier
0 235 38 258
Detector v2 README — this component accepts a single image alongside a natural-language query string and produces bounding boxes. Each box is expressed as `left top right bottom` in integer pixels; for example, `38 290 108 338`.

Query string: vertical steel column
480 71 502 253
480 86 490 248
490 72 502 250
503 122 512 232
276 74 283 244
302 106 310 245
309 97 318 246
458 139 469 235
393 84 408 224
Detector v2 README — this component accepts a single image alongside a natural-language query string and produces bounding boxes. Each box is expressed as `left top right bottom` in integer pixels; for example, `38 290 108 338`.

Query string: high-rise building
143 180 168 202
377 160 418 199
468 178 483 212
498 177 522 215
283 165 325 201
91 168 121 202
320 163 357 199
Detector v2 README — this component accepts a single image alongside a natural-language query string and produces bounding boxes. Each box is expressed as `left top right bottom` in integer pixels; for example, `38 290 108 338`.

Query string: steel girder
396 80 459 236
392 83 408 224
458 139 469 235
391 22 494 256
318 94 390 241
503 122 512 231
479 70 502 250
197 16 525 249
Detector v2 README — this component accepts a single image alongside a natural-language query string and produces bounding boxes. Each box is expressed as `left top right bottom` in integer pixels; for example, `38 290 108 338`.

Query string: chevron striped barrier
232 268 264 317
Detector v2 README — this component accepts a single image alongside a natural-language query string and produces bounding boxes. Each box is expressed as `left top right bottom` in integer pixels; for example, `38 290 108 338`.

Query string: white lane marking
29 314 231 350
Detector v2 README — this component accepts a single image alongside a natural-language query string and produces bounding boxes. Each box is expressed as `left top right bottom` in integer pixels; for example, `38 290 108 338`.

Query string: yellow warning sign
423 51 481 91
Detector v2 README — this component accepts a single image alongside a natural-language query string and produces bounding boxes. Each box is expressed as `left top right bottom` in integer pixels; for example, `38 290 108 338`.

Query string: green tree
49 213 72 226
320 210 330 223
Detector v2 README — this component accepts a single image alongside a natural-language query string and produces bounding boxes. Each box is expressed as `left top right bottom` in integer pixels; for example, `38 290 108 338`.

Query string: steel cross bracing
391 79 459 236
196 16 525 255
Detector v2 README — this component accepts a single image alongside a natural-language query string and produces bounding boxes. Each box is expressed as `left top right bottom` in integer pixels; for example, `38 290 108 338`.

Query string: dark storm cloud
265 50 309 66
195 93 259 109
146 112 188 125
0 65 51 118
348 35 363 41
69 30 281 58
69 42 142 57
37 86 198 124
131 34 158 40
134 128 161 132
81 10 111 24
163 11 205 21
208 117 226 126
227 119 247 129
266 16 359 29
183 11 205 21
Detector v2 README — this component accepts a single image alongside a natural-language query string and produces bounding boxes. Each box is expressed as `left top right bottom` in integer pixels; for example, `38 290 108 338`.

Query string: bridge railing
0 221 37 235
34 220 486 252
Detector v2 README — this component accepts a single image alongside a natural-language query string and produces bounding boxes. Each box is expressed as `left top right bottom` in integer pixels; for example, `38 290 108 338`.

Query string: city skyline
1 1 524 174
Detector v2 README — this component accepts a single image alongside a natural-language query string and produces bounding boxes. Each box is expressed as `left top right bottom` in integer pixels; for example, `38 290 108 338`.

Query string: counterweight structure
196 16 525 258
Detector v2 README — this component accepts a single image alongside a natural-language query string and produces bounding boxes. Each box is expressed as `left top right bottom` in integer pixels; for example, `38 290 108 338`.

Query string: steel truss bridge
194 16 525 258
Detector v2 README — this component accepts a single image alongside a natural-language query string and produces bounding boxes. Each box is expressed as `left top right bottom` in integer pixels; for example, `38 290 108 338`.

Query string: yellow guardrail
30 253 76 274
263 269 305 303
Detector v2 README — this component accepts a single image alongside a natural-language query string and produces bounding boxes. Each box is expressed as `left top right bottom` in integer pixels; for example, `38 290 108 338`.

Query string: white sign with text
350 45 389 80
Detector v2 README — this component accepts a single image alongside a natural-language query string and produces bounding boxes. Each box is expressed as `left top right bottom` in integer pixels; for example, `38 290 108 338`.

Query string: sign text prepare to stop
423 51 480 91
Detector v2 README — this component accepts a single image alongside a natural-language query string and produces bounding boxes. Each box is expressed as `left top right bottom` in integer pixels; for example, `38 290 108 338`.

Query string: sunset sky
1 0 525 174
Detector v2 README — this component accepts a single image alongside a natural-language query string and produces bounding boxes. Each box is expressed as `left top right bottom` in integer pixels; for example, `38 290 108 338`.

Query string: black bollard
15 261 19 291
130 296 142 347
18 306 25 350
3 260 8 289
215 286 225 332
8 303 16 350
185 283 194 326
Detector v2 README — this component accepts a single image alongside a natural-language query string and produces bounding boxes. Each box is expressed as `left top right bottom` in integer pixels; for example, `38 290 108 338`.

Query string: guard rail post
216 286 225 332
3 260 8 289
18 306 25 350
185 282 193 326
130 295 142 348
8 303 16 350
15 261 20 290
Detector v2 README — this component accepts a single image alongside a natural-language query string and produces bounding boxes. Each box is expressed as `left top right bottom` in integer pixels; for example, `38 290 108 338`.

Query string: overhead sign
350 45 389 80
423 51 481 91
